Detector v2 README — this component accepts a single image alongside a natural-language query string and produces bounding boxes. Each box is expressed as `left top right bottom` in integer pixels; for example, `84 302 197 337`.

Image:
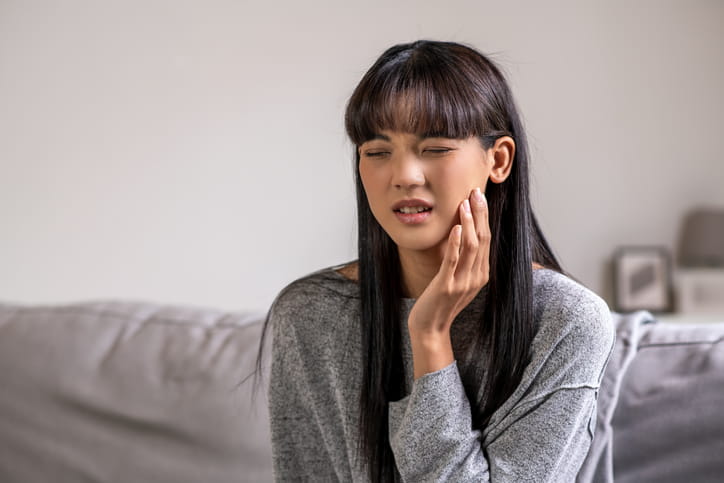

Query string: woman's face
358 130 494 257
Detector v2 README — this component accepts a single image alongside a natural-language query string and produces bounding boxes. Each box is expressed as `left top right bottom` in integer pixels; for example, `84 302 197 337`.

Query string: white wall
1 0 723 312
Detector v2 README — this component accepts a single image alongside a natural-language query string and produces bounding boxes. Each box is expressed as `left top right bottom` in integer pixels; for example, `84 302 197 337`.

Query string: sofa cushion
611 319 724 483
0 300 272 483
578 310 724 483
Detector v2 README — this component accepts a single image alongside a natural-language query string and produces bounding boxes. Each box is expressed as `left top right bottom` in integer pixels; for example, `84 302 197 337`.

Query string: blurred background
1 0 722 313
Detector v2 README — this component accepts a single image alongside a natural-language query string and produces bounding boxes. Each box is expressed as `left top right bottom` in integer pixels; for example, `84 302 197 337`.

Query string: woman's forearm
408 327 455 380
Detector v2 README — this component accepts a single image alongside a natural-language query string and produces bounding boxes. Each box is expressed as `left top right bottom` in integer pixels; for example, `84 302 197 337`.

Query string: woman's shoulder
533 268 610 321
269 261 360 319
531 268 614 358
267 262 361 349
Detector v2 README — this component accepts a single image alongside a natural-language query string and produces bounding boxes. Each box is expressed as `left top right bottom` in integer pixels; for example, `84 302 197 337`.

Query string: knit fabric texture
268 265 615 482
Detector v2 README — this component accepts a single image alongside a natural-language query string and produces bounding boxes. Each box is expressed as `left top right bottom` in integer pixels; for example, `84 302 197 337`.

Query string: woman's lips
391 198 434 225
394 208 432 224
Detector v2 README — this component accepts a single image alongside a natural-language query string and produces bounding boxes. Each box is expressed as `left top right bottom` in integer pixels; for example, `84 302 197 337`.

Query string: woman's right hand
407 187 491 379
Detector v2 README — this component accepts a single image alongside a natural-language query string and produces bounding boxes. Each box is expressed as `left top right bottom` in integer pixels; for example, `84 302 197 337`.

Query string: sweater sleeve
388 361 490 480
388 295 615 482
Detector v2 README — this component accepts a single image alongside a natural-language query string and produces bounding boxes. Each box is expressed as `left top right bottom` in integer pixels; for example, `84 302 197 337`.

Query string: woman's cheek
437 201 461 230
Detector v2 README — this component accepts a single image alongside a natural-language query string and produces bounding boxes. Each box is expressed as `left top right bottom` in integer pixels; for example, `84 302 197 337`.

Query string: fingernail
473 187 485 204
463 199 471 213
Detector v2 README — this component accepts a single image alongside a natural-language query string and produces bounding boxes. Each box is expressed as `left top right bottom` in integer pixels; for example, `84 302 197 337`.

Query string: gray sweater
268 264 615 482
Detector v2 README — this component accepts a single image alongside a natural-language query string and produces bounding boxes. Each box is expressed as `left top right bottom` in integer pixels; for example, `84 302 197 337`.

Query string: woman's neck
397 247 445 299
334 255 543 296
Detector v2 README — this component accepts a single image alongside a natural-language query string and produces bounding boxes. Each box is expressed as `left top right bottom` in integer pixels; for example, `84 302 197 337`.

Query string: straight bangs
345 53 494 146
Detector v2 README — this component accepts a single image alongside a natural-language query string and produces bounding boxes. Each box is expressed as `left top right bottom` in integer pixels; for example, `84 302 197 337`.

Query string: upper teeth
398 206 429 214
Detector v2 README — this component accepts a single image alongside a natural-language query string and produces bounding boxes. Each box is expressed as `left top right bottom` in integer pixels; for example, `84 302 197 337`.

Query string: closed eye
423 148 454 155
363 151 390 157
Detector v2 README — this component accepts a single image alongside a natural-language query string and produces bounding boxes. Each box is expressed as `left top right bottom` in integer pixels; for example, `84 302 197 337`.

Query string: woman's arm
389 295 614 482
394 187 615 481
406 188 490 379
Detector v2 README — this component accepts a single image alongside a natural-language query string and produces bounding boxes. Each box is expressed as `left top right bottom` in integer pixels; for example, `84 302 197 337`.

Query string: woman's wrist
409 329 455 380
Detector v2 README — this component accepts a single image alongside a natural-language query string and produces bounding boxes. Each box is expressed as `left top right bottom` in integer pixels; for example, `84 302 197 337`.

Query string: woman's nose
391 154 425 189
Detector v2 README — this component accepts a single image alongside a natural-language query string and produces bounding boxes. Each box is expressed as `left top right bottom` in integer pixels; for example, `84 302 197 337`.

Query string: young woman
260 40 614 482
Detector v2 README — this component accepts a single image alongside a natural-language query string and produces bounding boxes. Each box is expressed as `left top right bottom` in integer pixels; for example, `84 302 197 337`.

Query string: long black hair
254 39 564 482
344 40 563 482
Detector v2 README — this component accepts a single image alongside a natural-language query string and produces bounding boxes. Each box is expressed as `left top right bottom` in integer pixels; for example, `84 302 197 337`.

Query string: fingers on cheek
479 230 491 246
463 223 478 255
459 200 474 226
474 204 489 237
446 225 462 267
465 228 478 250
460 202 477 243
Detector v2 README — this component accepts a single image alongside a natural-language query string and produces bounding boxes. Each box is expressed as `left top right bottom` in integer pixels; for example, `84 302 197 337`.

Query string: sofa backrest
0 300 272 483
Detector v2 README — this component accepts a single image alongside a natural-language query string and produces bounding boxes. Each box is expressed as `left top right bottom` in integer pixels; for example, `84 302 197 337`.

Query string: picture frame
613 246 673 313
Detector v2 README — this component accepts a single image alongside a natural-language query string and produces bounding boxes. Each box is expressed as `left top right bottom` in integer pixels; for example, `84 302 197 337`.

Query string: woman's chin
391 233 449 256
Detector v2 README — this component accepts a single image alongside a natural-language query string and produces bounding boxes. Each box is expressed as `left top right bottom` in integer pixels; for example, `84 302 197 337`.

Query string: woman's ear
488 136 515 184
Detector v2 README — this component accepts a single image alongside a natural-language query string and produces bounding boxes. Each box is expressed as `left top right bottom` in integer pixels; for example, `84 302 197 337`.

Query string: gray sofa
0 300 722 482
0 300 273 483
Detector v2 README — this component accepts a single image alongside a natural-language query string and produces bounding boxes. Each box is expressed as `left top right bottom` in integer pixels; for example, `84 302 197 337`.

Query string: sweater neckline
326 263 553 301
326 265 546 306
326 266 418 304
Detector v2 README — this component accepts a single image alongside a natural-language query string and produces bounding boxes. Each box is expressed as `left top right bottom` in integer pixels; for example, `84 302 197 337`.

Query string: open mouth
393 206 433 225
394 207 432 214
